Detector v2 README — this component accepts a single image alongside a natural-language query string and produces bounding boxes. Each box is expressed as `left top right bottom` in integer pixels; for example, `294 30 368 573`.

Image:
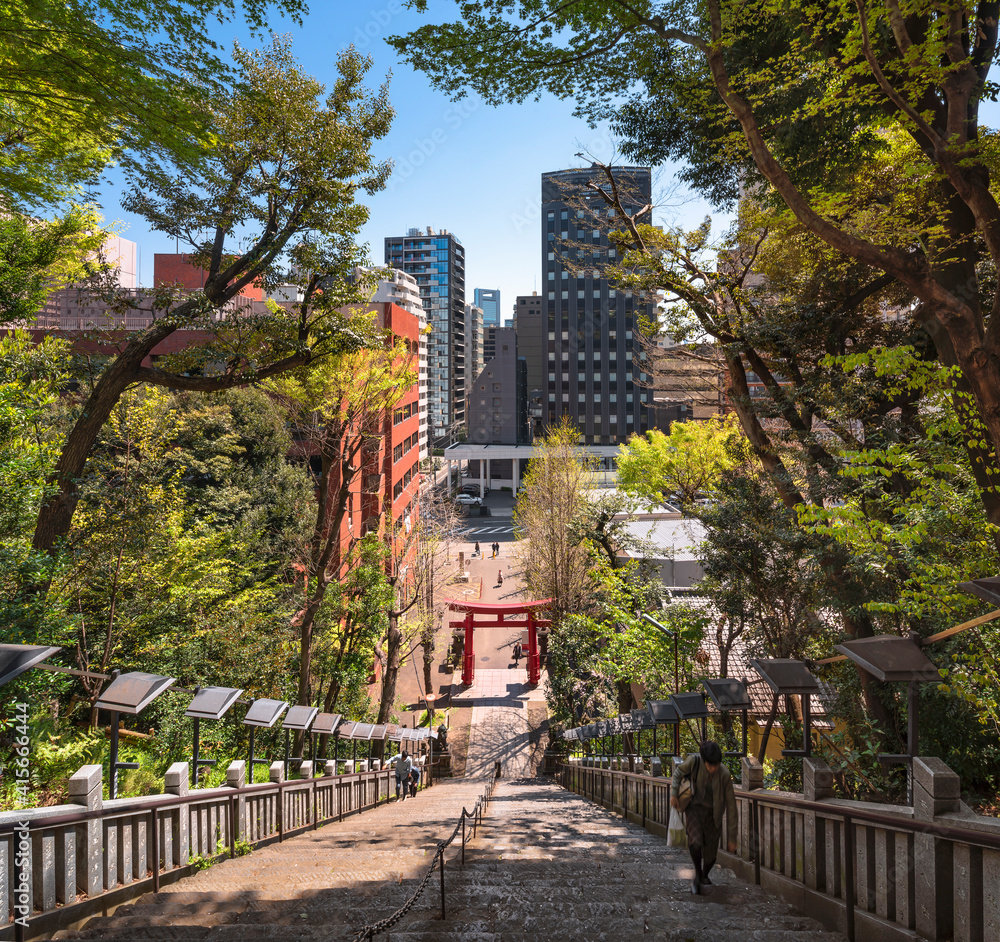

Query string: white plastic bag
668 806 687 849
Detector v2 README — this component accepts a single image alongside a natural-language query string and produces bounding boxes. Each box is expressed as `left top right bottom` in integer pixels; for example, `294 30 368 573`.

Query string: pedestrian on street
394 750 412 801
474 540 480 556
513 641 522 662
497 569 504 587
669 740 737 895
408 765 420 798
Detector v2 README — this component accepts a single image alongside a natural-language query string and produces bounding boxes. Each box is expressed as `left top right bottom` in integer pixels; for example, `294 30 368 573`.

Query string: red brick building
153 253 264 301
319 302 422 580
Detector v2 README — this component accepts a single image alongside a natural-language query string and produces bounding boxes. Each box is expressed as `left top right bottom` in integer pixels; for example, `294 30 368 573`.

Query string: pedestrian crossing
461 524 515 535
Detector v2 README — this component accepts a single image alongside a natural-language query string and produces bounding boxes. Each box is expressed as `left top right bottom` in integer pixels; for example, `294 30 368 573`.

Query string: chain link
346 768 499 942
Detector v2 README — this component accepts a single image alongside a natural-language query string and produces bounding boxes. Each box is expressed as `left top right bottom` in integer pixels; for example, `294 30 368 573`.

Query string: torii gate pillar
462 611 475 687
527 609 541 686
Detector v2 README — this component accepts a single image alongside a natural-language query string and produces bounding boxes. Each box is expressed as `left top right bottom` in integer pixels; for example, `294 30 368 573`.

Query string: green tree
513 420 593 622
0 209 109 321
32 38 393 562
0 0 307 208
618 414 747 507
0 330 71 638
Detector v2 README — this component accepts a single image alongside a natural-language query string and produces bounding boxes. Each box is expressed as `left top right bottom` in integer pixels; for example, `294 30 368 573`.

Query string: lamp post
642 612 680 756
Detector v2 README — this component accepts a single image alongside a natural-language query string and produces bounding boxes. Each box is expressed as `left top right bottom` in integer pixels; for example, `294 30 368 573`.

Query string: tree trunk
32 318 179 558
376 618 404 725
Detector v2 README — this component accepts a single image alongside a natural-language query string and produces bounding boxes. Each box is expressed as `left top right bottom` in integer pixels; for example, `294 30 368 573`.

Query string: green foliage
617 414 750 507
545 557 705 729
0 210 109 322
0 330 74 638
0 0 307 208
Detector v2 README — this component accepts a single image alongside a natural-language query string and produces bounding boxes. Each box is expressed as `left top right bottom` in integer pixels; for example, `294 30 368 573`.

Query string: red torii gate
443 598 552 687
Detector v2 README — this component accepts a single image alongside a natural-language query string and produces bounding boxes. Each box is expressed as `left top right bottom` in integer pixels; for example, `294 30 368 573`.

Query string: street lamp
641 611 681 756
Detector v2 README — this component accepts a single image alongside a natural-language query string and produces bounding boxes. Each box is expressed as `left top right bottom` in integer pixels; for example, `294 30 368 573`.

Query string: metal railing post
439 846 446 919
462 816 466 865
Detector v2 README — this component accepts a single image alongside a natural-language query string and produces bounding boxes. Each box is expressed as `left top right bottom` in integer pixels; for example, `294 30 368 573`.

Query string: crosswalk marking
462 525 514 535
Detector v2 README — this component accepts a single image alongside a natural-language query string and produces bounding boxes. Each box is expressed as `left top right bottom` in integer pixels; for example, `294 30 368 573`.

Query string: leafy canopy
1 0 308 208
617 414 749 507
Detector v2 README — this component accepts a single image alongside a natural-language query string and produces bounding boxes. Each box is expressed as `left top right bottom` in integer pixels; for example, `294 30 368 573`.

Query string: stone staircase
55 772 845 941
384 776 846 942
51 672 845 942
52 776 489 941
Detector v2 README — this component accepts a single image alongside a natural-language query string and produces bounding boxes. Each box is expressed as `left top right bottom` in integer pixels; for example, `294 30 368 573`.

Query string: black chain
346 769 499 942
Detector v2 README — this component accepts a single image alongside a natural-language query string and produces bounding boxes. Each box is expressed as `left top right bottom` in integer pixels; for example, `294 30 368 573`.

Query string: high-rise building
465 302 484 388
541 166 654 443
473 288 501 327
385 227 466 446
514 292 545 437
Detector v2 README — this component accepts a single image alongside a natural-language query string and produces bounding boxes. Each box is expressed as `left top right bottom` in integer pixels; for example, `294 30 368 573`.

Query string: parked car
460 483 489 497
455 494 483 506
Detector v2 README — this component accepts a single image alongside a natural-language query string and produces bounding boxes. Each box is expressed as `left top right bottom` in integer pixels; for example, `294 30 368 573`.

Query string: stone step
385 932 843 942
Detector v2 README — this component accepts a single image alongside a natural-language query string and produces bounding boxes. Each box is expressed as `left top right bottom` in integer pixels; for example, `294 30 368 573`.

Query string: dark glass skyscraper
385 227 466 445
541 166 653 443
473 288 501 327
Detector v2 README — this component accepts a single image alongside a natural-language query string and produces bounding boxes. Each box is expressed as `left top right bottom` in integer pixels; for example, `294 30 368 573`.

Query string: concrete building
466 327 528 446
368 267 423 316
513 292 545 437
465 302 484 391
473 287 501 327
385 227 466 446
484 324 499 365
541 166 655 443
355 266 429 464
33 248 256 364
649 339 724 425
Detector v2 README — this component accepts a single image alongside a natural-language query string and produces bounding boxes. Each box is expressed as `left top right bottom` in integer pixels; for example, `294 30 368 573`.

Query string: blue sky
97 1 725 313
